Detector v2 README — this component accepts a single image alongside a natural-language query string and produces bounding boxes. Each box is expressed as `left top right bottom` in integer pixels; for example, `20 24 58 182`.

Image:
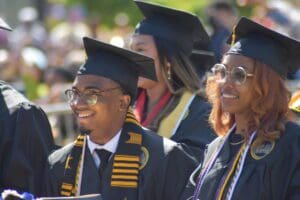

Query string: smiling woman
181 17 300 200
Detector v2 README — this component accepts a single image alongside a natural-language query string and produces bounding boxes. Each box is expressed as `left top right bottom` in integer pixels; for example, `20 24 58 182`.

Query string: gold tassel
231 25 237 46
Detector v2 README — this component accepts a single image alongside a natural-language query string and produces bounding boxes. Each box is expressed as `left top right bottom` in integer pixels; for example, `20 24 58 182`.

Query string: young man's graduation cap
227 17 300 76
77 37 157 100
0 17 12 31
134 0 210 55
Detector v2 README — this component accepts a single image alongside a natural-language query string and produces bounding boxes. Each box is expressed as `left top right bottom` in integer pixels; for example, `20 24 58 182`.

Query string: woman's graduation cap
134 0 210 55
227 17 300 76
0 17 12 31
77 37 156 99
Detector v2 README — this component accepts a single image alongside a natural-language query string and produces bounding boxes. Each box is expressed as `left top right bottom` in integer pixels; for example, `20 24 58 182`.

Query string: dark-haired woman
130 0 216 161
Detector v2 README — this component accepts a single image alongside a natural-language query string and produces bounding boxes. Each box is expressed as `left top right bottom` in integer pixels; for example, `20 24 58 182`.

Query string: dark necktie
95 149 111 191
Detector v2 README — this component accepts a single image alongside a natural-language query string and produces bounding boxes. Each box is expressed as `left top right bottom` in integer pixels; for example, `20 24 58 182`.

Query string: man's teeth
78 113 92 118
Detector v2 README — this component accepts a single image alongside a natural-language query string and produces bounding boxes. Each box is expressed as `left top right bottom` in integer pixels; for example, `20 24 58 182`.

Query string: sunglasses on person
65 87 121 106
211 64 254 85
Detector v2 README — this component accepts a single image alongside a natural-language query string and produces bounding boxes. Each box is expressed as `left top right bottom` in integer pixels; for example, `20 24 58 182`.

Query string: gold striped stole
111 155 140 188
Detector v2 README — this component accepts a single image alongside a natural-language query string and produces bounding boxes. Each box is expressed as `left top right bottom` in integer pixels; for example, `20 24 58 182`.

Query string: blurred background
0 0 299 145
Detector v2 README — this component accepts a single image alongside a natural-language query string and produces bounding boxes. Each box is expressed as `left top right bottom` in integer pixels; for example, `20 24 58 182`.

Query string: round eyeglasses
65 87 121 106
211 64 254 85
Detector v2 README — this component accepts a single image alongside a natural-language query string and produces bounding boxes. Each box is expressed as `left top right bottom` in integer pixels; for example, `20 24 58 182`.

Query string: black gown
181 121 300 200
44 129 198 200
0 81 54 196
170 94 216 162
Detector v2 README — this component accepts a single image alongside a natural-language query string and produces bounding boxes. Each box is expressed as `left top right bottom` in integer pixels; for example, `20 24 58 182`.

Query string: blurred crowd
0 0 299 144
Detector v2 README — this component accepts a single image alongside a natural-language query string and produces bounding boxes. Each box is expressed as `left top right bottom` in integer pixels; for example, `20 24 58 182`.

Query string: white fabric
87 130 121 168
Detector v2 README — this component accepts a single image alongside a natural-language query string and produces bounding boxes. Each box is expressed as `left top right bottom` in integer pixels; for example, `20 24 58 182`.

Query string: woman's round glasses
211 64 254 85
65 87 120 106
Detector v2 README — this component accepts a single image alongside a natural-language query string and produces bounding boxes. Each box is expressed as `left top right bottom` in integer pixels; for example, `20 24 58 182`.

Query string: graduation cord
214 142 246 200
192 124 236 200
220 132 255 200
192 124 256 200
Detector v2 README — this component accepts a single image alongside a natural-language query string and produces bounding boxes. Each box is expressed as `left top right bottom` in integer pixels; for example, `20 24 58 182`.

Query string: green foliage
50 0 212 28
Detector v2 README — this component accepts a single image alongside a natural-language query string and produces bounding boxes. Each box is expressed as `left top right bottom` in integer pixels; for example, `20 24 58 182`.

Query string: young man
44 37 197 200
0 18 54 196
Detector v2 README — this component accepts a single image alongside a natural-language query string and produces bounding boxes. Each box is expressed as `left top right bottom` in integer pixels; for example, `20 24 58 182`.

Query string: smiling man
44 37 197 200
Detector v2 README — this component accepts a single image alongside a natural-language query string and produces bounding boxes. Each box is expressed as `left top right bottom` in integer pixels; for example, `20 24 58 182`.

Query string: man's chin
79 127 91 135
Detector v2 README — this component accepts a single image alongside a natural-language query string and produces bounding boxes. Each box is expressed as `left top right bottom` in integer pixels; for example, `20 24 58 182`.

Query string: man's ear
119 94 131 111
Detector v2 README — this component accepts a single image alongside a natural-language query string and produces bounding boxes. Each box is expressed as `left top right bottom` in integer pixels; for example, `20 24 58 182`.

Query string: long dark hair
153 36 201 95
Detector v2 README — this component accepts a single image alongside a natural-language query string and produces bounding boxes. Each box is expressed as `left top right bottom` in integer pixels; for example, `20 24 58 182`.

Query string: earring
167 63 171 81
167 67 172 81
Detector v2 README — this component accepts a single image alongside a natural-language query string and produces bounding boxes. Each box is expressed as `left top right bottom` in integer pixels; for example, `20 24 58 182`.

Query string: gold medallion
139 146 149 170
250 139 275 160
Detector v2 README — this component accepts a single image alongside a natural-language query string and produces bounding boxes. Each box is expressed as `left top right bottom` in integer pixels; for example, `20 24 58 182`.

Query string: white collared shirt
87 130 121 168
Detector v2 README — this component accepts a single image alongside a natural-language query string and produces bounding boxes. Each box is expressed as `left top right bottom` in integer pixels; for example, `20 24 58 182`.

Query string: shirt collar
87 129 122 154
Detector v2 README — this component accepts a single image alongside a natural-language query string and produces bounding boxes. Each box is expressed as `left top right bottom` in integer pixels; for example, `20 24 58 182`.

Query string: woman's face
218 54 255 116
130 34 166 90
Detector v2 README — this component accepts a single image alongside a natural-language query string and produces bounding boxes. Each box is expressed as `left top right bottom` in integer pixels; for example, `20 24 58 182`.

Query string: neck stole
192 124 256 200
134 89 172 127
158 91 195 138
60 108 143 199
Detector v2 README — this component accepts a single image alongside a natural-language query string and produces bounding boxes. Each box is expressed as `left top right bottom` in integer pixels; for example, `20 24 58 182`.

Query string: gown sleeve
0 103 55 197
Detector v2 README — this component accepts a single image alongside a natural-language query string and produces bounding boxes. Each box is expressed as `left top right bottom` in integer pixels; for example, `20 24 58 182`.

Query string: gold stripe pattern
113 163 139 168
115 155 140 162
112 175 138 180
111 181 138 188
125 132 142 145
60 190 72 196
60 183 73 196
111 154 140 188
125 118 140 126
112 169 139 174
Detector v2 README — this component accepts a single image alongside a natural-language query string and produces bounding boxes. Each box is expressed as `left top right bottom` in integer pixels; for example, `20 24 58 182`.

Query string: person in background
206 1 238 62
19 46 49 101
130 0 216 162
0 18 54 196
9 6 47 50
181 17 300 200
44 37 197 200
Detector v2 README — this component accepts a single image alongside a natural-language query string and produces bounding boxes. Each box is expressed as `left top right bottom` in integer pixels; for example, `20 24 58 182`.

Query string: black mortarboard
190 49 216 78
134 0 210 55
0 17 12 31
77 37 156 100
227 17 300 76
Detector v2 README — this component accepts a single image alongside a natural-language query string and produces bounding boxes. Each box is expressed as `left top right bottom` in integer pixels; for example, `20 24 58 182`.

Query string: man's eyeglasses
211 64 254 85
65 87 121 106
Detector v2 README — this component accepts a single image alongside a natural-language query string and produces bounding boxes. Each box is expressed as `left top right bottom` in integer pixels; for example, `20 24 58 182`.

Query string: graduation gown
0 81 55 196
181 121 300 200
169 94 216 162
45 129 198 200
137 91 216 162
